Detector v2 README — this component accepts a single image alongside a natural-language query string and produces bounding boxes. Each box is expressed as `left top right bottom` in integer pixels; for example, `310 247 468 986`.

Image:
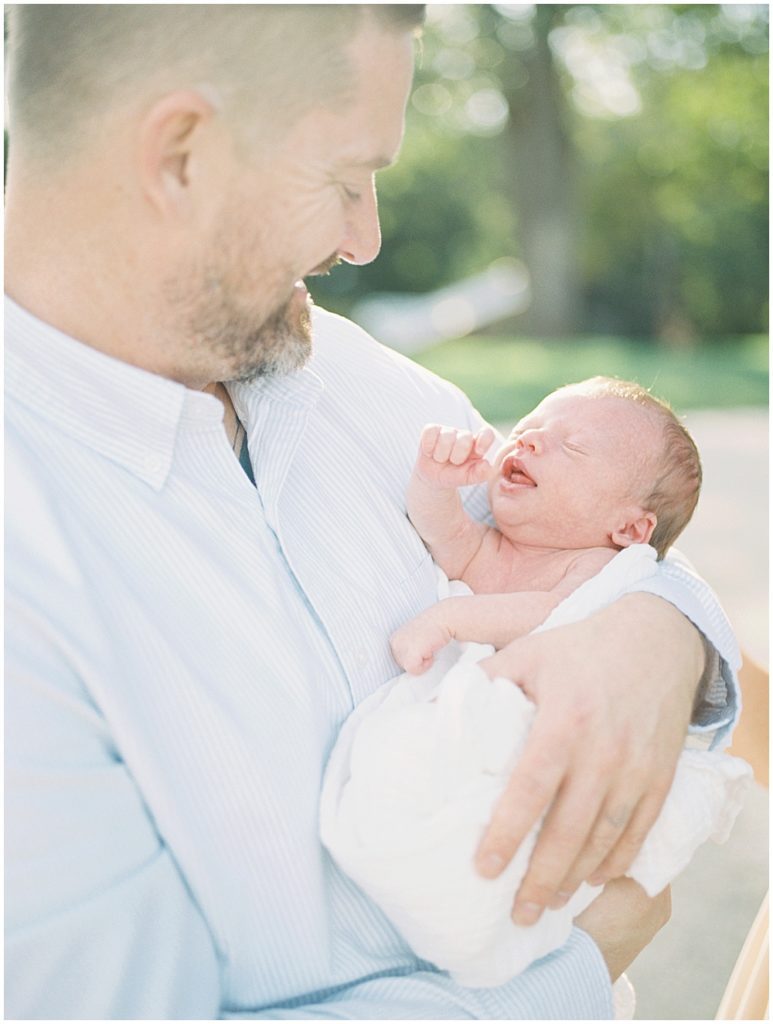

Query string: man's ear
611 509 657 548
138 89 216 217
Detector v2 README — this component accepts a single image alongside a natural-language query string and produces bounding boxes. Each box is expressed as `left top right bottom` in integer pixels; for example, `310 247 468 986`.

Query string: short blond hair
6 4 425 168
558 376 702 559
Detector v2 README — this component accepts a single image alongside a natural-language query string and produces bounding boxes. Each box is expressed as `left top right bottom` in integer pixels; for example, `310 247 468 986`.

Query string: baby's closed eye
562 441 588 455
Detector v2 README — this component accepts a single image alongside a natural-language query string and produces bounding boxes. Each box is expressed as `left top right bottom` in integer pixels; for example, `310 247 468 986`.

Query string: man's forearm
575 879 672 982
622 553 741 748
603 592 706 702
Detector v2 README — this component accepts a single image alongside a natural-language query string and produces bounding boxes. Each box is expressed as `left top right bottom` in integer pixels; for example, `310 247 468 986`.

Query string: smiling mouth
501 454 537 487
310 255 343 277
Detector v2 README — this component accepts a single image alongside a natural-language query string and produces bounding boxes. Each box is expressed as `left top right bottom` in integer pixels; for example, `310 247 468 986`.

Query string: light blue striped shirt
5 296 738 1019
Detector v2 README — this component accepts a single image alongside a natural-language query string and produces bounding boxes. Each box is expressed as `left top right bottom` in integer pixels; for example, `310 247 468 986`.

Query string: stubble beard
165 233 315 385
216 287 314 384
183 279 314 385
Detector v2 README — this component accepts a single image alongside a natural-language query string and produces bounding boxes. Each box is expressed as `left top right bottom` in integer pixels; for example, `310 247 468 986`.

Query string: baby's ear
611 510 657 548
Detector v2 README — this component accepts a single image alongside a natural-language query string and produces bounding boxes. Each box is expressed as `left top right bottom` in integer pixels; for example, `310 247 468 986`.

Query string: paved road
677 408 768 668
629 407 768 1021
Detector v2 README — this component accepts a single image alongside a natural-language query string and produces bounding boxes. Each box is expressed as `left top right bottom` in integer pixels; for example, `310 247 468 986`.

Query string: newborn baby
391 375 701 673
320 377 751 988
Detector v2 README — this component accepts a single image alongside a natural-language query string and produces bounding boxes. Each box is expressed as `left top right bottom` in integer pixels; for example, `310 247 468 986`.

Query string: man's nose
338 183 382 266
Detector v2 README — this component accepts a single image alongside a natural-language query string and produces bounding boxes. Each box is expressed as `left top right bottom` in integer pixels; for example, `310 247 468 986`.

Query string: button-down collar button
143 454 165 477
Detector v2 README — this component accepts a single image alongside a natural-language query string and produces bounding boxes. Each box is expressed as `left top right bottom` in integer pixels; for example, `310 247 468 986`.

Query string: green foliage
310 106 516 309
311 4 768 339
578 38 768 336
412 332 768 424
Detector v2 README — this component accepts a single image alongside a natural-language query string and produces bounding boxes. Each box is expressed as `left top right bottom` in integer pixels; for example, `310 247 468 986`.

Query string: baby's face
488 391 661 550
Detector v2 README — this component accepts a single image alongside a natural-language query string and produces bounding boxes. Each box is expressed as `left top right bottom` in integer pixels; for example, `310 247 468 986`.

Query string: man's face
167 21 415 385
488 392 660 550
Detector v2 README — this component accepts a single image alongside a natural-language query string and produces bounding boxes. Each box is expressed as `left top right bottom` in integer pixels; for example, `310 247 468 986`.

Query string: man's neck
5 169 171 381
202 383 240 442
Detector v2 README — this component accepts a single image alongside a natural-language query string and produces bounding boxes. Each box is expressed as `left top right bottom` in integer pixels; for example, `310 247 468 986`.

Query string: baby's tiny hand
390 611 452 676
414 424 496 489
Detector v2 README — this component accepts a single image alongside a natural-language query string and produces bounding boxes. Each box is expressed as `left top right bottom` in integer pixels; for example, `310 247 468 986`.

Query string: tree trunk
501 6 583 337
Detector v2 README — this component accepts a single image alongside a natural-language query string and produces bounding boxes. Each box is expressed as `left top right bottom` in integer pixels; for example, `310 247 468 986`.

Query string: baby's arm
391 547 616 674
406 424 496 580
390 592 555 674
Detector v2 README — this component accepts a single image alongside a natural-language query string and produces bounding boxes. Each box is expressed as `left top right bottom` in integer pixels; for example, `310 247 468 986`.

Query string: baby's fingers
419 424 444 458
431 428 461 464
474 427 497 458
448 431 478 466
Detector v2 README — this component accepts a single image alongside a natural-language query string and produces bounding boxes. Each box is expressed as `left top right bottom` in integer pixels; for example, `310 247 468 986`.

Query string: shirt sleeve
6 602 613 1021
622 547 740 750
5 596 222 1020
221 930 613 1019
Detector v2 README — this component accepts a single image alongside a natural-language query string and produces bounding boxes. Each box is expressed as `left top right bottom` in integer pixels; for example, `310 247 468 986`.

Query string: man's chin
230 312 313 384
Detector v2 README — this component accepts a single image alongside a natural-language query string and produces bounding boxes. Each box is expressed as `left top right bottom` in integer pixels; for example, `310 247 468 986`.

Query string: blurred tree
567 3 769 337
307 4 769 340
500 5 583 336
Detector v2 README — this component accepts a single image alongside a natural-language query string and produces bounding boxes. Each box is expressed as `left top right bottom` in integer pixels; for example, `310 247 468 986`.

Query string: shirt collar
4 295 211 490
228 362 325 427
5 296 327 490
227 305 328 421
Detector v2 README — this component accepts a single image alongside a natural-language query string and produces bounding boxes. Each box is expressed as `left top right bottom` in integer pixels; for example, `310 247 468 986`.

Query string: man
5 5 738 1018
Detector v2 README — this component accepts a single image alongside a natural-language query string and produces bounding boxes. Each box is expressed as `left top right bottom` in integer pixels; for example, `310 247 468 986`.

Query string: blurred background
310 5 768 1019
311 4 767 371
311 1 769 664
4 3 766 1018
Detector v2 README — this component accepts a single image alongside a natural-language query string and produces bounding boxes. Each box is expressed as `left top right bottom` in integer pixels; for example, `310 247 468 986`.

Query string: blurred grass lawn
412 334 768 424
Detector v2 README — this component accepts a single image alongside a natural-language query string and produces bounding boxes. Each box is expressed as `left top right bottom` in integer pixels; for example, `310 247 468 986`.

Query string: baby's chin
494 515 613 553
491 515 553 549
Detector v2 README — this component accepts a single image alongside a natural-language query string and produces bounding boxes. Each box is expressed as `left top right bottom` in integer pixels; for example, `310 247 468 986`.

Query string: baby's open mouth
501 454 537 487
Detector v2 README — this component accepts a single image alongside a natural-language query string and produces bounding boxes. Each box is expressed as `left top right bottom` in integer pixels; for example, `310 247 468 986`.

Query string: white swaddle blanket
319 545 752 988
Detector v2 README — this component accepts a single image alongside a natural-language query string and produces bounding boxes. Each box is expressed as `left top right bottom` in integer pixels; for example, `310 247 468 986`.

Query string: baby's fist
415 424 496 488
390 611 451 676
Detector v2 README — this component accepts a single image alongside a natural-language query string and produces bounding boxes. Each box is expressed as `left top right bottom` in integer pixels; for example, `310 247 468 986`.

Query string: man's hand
414 424 496 489
575 879 671 981
390 609 450 675
474 593 704 926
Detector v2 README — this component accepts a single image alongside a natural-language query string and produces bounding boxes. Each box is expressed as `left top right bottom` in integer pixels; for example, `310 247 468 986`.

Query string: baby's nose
516 430 542 454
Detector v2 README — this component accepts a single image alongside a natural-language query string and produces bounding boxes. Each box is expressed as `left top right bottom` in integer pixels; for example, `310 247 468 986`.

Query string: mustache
309 254 342 277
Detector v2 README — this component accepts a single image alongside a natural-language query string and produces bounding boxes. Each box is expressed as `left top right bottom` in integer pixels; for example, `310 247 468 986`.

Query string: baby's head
489 376 702 559
561 378 702 557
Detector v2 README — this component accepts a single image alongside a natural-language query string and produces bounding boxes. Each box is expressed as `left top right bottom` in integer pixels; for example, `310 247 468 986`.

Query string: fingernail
548 891 571 910
476 852 505 878
513 901 543 926
588 873 606 887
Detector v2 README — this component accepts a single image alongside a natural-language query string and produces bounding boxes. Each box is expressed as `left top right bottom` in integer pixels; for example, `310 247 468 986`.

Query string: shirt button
354 649 369 669
144 454 165 476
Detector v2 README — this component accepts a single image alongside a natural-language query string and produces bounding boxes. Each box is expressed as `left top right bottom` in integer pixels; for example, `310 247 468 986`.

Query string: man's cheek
292 194 346 267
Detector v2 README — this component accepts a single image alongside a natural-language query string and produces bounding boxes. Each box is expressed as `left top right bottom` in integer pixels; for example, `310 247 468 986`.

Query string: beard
164 224 323 385
213 286 314 384
182 277 314 385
